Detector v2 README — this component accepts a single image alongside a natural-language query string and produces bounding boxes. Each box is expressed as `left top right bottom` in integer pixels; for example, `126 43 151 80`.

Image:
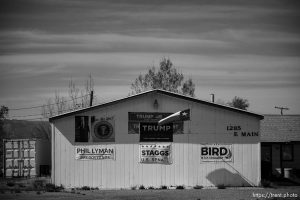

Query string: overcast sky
0 0 300 120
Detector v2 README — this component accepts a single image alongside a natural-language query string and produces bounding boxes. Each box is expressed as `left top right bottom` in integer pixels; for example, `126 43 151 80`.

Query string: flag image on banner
158 109 190 126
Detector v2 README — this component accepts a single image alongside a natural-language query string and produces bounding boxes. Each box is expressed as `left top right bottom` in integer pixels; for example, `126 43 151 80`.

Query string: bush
131 185 137 190
139 185 145 190
148 186 154 190
160 185 168 189
176 185 185 189
18 183 26 188
260 179 272 188
81 186 90 190
45 183 64 192
217 184 226 189
7 181 15 187
14 189 21 193
34 180 45 190
193 185 203 189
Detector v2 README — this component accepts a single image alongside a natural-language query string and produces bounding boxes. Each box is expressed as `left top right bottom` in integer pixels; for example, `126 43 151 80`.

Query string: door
261 144 272 179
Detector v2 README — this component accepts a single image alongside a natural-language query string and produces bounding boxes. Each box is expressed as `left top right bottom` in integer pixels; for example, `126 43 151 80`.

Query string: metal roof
49 89 264 122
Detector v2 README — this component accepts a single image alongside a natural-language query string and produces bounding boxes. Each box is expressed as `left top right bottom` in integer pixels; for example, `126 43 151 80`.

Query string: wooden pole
90 91 94 107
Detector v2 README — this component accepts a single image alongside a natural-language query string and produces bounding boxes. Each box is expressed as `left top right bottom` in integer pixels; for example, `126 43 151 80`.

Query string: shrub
18 183 26 188
160 185 168 189
33 180 45 190
14 189 21 193
139 185 145 190
148 186 154 190
193 185 203 189
45 183 64 192
260 179 272 188
131 185 137 190
7 181 15 187
176 185 185 189
217 184 226 189
81 186 90 190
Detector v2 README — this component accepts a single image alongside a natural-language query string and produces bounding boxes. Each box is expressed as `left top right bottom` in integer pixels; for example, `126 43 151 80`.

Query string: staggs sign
140 144 172 164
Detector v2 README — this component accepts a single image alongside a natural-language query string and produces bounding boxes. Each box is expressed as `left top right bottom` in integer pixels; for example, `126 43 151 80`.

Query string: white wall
52 92 261 188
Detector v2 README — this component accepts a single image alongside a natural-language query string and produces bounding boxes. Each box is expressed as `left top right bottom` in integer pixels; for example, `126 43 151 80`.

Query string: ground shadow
206 168 253 187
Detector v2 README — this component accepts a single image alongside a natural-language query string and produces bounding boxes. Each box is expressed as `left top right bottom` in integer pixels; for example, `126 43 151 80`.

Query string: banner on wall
128 112 183 134
75 146 115 160
140 122 173 142
200 144 233 162
140 144 172 164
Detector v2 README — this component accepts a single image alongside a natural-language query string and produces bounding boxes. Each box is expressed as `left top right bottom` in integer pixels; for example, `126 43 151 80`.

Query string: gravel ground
1 187 300 200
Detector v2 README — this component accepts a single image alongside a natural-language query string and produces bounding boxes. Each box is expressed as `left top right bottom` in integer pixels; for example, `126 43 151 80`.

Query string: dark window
75 116 89 142
282 144 293 161
40 165 50 176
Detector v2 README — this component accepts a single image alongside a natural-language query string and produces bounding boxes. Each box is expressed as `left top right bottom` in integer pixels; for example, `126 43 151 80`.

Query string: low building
49 89 263 189
261 115 300 180
2 120 51 178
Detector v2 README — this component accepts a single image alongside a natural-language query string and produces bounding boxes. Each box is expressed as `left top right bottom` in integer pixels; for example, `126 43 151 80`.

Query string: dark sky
0 0 300 119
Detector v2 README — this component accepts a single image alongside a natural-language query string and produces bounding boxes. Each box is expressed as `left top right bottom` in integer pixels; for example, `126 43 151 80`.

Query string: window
75 116 89 142
40 165 50 176
282 144 293 161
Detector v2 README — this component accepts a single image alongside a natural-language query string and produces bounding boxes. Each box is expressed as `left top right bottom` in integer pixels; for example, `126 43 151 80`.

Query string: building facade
261 115 300 180
50 90 263 188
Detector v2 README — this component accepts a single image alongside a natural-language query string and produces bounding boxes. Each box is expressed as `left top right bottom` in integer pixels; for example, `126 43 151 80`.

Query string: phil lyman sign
75 146 115 160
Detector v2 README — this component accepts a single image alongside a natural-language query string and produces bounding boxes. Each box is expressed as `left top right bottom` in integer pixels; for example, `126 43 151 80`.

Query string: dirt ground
1 187 300 200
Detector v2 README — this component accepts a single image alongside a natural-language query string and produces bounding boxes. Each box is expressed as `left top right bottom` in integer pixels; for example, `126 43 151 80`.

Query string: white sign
200 144 233 162
75 146 115 160
140 144 172 164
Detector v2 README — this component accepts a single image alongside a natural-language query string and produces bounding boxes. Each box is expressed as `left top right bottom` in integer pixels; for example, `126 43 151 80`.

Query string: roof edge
49 89 264 122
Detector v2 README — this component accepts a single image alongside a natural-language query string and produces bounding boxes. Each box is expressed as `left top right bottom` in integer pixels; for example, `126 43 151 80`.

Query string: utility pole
210 94 215 103
275 106 289 115
90 90 94 107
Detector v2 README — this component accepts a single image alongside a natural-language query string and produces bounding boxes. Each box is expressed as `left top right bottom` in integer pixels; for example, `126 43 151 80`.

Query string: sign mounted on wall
91 116 115 142
75 145 115 160
140 144 172 164
226 125 259 137
200 144 233 162
140 122 173 142
128 112 183 134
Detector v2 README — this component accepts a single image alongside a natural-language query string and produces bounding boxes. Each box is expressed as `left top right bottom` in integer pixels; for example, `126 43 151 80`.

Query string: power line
9 113 44 118
9 117 48 121
9 104 90 118
9 93 90 111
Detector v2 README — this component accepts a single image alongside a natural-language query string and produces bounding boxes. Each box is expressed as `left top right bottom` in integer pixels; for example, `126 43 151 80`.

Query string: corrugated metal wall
52 92 261 188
